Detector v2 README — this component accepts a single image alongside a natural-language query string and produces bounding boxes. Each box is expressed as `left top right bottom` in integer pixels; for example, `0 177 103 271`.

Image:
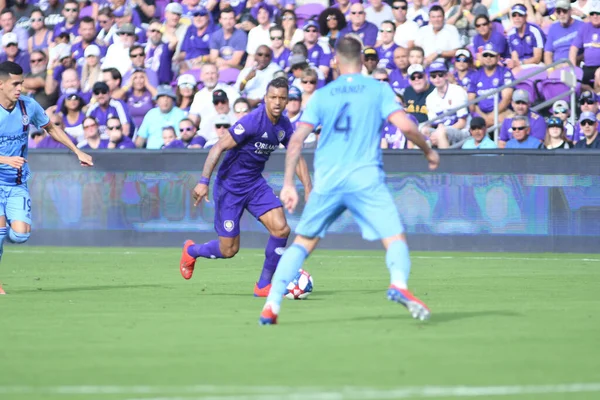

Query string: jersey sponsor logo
311 50 318 59
21 115 29 125
202 34 209 42
254 142 278 155
234 124 245 135
277 130 285 142
224 220 235 232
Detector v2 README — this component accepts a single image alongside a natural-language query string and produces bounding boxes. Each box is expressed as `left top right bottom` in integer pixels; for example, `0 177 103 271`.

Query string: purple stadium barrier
218 68 240 84
295 3 326 26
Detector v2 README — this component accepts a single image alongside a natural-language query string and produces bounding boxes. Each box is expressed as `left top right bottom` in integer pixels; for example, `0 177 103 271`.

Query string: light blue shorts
295 182 404 241
0 184 32 225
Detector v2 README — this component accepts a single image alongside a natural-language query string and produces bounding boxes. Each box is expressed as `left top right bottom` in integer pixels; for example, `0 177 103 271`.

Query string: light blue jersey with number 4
299 73 402 194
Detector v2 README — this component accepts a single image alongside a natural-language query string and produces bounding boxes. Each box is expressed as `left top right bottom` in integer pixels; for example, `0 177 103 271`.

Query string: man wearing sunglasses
468 43 514 127
103 23 139 77
269 26 290 70
375 21 398 70
572 91 600 142
403 64 434 123
0 33 29 74
302 20 331 77
504 115 542 149
569 2 600 87
575 111 600 148
506 4 545 72
199 89 236 144
180 7 214 71
136 84 186 149
388 47 409 96
236 45 281 108
53 0 80 38
87 81 130 139
499 89 546 148
544 0 583 65
391 0 418 49
338 3 378 47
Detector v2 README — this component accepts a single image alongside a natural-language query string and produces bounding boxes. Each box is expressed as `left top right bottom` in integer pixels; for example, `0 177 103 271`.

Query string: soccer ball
285 269 313 300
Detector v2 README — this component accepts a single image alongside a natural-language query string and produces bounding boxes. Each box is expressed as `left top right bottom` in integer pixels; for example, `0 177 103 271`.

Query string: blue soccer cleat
258 305 278 325
387 285 431 321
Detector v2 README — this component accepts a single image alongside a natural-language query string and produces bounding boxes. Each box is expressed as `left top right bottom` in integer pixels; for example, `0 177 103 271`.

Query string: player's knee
270 222 290 238
220 244 239 259
8 229 30 244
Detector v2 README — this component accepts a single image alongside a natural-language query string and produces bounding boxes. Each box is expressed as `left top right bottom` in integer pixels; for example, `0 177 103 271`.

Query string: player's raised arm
192 131 238 206
389 110 440 170
45 122 93 167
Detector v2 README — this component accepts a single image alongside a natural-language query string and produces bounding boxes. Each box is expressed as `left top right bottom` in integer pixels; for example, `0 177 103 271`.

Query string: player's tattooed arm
201 132 238 179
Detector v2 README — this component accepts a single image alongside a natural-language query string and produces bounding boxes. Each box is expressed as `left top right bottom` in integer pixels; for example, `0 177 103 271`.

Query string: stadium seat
156 0 169 18
513 67 547 104
186 68 202 83
536 67 583 103
295 4 326 27
218 68 240 85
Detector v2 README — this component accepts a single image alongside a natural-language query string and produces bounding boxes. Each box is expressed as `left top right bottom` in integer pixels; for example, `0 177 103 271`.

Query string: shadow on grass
14 283 164 293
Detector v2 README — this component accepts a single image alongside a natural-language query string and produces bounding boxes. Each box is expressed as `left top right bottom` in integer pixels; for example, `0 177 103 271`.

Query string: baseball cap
177 74 197 88
288 86 301 101
512 89 530 103
1 32 17 47
455 49 471 59
118 23 136 35
165 2 183 15
303 20 319 31
579 90 597 102
192 6 208 17
428 61 448 73
555 0 571 10
482 43 498 56
214 114 231 126
154 84 176 100
511 4 527 15
84 44 101 58
407 64 424 76
552 100 569 112
470 117 486 129
92 81 109 93
591 1 600 13
289 54 308 68
579 111 597 123
547 116 563 127
212 89 228 103
363 47 378 58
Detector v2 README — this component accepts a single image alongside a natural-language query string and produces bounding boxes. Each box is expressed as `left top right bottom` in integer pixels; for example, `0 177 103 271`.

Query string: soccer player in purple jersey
179 77 312 297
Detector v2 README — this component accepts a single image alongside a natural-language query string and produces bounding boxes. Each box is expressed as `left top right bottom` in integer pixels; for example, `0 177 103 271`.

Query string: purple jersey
376 43 398 70
86 99 129 137
182 24 215 60
113 135 136 149
145 42 175 85
453 69 476 91
272 48 291 70
0 50 30 74
209 28 248 61
217 105 293 194
507 23 545 60
571 22 600 66
80 139 110 149
473 31 510 59
499 111 547 142
338 21 379 47
306 43 331 69
468 66 514 113
53 21 80 38
544 19 583 62
388 68 409 96
126 91 155 130
380 121 408 149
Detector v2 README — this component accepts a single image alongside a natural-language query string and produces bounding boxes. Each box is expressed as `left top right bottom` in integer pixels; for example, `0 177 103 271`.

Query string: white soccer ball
285 269 313 300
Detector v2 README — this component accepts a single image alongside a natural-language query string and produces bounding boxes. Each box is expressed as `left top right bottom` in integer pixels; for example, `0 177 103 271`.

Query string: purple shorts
213 179 282 237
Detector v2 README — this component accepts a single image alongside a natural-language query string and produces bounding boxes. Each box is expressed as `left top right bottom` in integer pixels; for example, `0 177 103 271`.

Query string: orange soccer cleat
387 285 431 321
258 304 278 325
0 283 5 295
180 240 197 280
253 283 271 297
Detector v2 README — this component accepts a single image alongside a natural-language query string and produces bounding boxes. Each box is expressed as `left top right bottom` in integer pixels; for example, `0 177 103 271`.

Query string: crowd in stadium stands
5 0 599 151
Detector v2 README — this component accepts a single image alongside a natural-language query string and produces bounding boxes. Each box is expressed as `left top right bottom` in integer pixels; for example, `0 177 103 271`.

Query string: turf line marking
1 384 600 398
5 249 600 262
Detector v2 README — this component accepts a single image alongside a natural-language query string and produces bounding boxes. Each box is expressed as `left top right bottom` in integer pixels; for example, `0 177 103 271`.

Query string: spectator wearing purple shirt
0 32 30 74
71 17 108 68
569 2 600 86
468 43 514 127
36 113 78 149
178 118 206 148
125 69 156 131
388 46 409 96
209 7 247 70
86 81 131 138
302 20 331 77
0 8 28 55
544 1 583 64
338 3 379 47
145 20 176 85
181 7 214 71
53 0 80 39
61 90 87 143
376 20 398 70
472 15 510 65
506 4 545 71
451 49 476 92
78 116 110 150
333 0 353 21
499 89 547 148
105 116 136 149
270 26 291 70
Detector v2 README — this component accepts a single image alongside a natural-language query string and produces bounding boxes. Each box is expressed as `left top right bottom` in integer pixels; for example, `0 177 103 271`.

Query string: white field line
1 384 600 399
5 249 600 262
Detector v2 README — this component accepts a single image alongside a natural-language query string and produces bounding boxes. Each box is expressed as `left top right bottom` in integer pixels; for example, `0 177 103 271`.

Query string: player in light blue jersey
259 36 440 324
0 61 93 295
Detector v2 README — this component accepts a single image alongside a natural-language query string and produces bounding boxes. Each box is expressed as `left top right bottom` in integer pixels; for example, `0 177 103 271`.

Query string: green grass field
1 247 599 400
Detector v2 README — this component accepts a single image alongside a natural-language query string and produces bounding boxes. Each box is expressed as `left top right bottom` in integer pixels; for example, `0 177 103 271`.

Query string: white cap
177 74 197 87
407 64 424 76
1 32 17 47
165 2 183 15
214 114 232 126
84 44 101 58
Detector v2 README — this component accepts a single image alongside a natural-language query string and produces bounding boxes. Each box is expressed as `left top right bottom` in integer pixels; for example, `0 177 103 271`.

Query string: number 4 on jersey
334 102 352 140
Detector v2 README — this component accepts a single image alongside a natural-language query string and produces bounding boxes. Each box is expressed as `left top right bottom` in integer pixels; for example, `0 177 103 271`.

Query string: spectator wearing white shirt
366 0 394 29
189 63 240 127
391 0 419 48
200 89 236 146
407 0 429 27
423 61 469 148
102 23 136 76
415 5 461 67
245 2 274 67
205 114 233 148
235 45 281 107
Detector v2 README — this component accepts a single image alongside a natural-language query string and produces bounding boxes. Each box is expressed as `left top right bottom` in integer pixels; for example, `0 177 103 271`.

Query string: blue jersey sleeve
299 91 322 128
26 97 50 128
380 84 403 121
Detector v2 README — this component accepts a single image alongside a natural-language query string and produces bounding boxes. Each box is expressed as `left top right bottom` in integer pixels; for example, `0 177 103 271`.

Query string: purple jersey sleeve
229 115 256 145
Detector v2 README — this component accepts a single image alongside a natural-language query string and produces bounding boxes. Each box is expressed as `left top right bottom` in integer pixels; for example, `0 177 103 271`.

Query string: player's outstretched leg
180 239 225 280
260 242 310 325
385 238 430 321
254 235 288 297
